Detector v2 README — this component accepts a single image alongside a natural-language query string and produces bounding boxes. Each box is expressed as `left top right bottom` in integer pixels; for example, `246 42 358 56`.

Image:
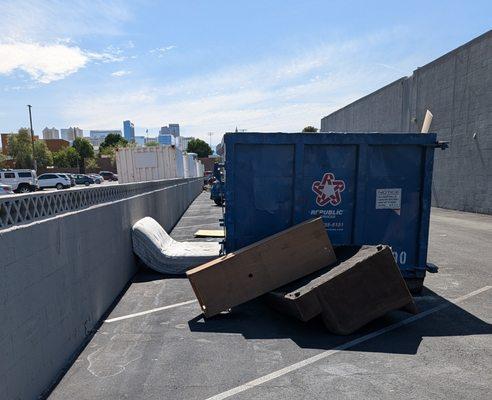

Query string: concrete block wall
321 30 492 214
321 78 407 132
0 179 202 400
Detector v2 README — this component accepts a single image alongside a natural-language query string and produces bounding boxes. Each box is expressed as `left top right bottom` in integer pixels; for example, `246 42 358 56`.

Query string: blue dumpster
223 132 445 287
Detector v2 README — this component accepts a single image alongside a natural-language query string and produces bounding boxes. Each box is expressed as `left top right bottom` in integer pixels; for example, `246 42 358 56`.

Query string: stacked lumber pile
187 218 417 335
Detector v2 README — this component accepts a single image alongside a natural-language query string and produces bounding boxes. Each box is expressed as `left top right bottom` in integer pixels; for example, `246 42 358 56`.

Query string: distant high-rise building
123 120 135 142
159 123 180 137
134 136 145 146
168 124 180 137
89 130 122 139
178 136 194 152
61 127 83 141
42 127 59 140
216 141 224 156
145 137 158 144
87 137 104 147
158 134 175 146
61 129 71 141
74 127 83 138
159 126 170 136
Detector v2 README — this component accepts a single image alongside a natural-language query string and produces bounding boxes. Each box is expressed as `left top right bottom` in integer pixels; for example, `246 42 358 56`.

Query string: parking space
48 194 492 400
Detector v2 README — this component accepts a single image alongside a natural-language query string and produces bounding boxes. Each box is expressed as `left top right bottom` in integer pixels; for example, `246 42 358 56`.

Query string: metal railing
0 178 200 230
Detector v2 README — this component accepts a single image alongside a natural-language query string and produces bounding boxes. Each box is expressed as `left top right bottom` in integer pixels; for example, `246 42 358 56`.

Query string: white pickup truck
0 169 38 193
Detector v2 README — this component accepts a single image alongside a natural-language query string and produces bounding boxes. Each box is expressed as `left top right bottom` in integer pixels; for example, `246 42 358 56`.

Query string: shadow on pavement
132 267 187 282
188 287 492 355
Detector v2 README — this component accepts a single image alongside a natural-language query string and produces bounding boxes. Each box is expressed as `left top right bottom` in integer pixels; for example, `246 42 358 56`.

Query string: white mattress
132 216 221 274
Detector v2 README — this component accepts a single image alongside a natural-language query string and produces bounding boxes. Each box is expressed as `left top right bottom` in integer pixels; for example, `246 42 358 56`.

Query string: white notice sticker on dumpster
376 188 402 209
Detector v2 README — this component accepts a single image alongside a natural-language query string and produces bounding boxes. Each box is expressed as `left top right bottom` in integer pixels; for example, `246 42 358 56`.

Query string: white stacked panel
175 148 185 178
186 153 198 178
116 146 179 183
195 160 204 177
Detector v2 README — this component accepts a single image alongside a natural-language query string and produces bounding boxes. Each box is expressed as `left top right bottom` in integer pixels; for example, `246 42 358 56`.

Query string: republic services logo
312 172 345 206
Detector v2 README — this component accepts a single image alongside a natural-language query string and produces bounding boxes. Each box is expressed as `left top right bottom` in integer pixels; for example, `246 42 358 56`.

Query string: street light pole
27 105 37 171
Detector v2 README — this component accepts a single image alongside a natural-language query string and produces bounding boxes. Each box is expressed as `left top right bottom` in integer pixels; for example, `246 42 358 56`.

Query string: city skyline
2 122 176 141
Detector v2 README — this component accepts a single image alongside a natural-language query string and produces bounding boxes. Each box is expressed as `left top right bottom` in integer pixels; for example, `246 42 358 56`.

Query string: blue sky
0 0 490 145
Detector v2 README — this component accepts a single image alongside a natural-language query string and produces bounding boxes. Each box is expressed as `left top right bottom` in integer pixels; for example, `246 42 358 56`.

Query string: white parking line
104 299 197 323
205 285 492 400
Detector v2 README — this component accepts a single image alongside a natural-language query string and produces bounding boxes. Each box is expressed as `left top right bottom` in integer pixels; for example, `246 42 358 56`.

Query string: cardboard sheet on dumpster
186 218 336 318
194 229 225 238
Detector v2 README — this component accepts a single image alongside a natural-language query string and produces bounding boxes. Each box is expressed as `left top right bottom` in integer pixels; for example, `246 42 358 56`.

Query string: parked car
74 174 95 186
0 169 38 193
59 173 75 186
37 173 71 190
204 171 213 185
0 183 14 196
89 174 103 184
210 180 224 206
99 171 118 181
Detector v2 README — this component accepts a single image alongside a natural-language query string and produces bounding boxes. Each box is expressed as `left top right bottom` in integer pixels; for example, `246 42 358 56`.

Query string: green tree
144 141 159 147
0 153 7 168
66 147 80 167
72 137 94 173
8 128 33 168
52 150 68 167
97 134 127 168
302 126 318 133
85 157 99 171
33 140 53 168
186 138 212 158
53 147 79 168
99 145 115 156
100 133 128 149
98 145 117 166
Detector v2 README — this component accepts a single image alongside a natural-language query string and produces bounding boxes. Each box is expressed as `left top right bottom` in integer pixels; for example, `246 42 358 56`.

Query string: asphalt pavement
48 192 492 400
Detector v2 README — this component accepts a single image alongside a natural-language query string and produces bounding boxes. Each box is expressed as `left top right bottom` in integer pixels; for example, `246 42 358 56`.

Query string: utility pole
27 105 37 171
207 132 214 148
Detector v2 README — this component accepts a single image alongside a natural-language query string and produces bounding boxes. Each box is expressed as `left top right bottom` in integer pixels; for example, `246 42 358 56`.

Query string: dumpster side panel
417 145 435 272
232 144 295 250
301 144 358 244
224 133 437 278
362 145 423 275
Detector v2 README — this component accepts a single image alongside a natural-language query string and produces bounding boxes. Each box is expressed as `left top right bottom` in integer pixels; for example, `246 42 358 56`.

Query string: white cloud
0 42 88 83
0 1 132 83
0 41 125 83
88 50 126 63
111 70 131 77
62 29 423 144
149 45 176 57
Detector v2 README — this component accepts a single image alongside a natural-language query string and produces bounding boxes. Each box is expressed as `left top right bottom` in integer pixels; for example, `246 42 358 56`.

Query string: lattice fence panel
0 178 194 230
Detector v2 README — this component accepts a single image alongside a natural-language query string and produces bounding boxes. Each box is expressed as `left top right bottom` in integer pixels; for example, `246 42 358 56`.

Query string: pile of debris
186 217 417 335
